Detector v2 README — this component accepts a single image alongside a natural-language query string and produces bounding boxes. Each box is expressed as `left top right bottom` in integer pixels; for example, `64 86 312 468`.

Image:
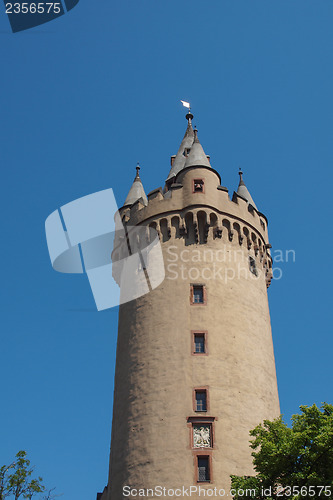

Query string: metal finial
238 168 245 186
135 162 141 178
181 100 193 121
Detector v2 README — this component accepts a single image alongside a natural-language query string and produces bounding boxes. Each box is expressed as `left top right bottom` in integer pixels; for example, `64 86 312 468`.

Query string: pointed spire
166 113 195 182
124 163 148 207
237 169 257 209
184 128 211 168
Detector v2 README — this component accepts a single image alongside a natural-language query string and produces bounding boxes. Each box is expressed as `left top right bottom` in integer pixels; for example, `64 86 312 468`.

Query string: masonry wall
104 167 280 499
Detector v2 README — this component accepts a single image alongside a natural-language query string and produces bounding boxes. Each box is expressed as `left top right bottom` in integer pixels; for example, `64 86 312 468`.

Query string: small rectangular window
190 285 207 305
197 456 210 482
193 179 204 193
193 285 204 303
194 334 205 353
195 390 207 412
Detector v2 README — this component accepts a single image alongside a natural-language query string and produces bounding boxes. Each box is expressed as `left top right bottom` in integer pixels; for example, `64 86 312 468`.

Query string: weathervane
180 100 191 113
180 100 193 121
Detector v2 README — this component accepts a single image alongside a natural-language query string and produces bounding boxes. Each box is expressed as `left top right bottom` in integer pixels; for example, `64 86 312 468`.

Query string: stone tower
98 112 280 499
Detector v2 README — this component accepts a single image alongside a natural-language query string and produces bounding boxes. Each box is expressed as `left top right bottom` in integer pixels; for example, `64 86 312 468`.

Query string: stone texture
97 113 281 499
101 162 280 500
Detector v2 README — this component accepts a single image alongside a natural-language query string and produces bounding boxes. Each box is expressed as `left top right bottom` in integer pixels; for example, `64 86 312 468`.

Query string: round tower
102 113 280 499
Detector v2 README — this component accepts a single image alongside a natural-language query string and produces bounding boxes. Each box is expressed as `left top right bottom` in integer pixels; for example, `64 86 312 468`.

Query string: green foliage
230 403 333 499
0 452 59 500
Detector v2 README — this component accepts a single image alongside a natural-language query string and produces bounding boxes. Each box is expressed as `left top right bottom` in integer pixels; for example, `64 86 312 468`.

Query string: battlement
116 119 273 288
115 166 273 288
121 167 268 237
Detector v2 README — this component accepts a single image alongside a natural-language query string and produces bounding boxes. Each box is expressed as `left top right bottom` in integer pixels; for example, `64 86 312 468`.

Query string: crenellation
147 187 163 202
170 182 183 190
123 185 270 250
129 197 146 216
248 204 255 216
116 205 273 287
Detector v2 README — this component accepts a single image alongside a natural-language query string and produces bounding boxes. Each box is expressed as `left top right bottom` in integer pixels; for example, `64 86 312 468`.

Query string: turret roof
124 165 148 207
237 170 257 209
166 115 195 181
184 128 211 169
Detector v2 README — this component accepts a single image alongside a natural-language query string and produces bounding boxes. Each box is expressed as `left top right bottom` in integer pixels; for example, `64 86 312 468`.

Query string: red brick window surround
191 331 208 355
193 179 205 193
190 284 207 305
187 416 216 450
193 387 209 412
195 453 212 483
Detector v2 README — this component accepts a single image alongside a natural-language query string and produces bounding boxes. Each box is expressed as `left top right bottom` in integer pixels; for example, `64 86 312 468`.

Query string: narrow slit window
197 456 210 482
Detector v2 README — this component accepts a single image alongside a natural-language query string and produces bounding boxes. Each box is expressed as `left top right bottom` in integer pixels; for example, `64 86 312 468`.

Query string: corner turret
236 169 257 209
123 164 148 207
183 128 211 169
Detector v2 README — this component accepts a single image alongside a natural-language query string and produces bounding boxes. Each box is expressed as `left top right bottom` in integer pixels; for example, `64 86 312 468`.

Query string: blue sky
1 1 332 498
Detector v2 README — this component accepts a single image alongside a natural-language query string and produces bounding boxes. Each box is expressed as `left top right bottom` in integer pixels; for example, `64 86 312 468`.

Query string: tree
0 452 59 500
230 403 333 499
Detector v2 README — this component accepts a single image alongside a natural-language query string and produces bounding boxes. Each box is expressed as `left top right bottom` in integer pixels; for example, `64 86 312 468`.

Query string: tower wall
105 167 280 499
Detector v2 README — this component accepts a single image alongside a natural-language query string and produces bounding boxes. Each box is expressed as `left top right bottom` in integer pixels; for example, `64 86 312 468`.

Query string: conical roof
124 165 148 207
166 115 195 181
237 170 257 209
184 128 211 168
